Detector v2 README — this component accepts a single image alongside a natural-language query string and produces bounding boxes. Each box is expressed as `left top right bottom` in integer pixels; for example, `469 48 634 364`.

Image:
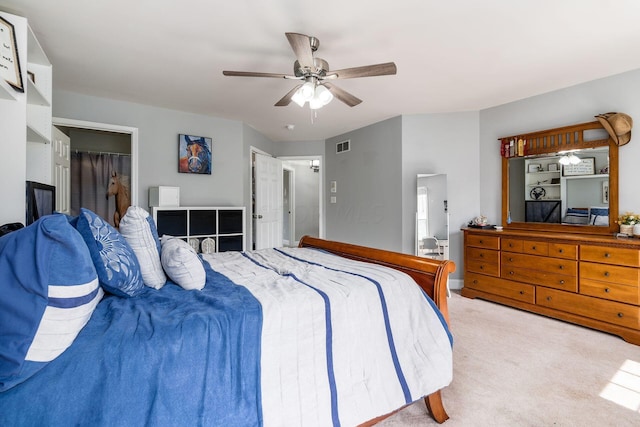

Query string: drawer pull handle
559 265 564 270
532 246 536 250
617 312 624 318
559 280 565 285
509 243 513 247
605 288 611 293
604 272 610 277
604 253 611 258
479 240 483 244
473 279 478 284
546 296 552 301
480 265 484 270
559 249 564 253
509 271 514 275
480 253 484 258
509 257 514 262
519 290 524 295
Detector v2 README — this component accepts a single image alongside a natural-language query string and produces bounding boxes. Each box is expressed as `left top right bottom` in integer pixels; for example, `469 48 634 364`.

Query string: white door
52 126 71 214
254 153 283 249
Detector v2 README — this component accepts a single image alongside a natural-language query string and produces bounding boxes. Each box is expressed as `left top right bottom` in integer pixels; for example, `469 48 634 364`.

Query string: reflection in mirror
416 174 448 260
508 147 609 226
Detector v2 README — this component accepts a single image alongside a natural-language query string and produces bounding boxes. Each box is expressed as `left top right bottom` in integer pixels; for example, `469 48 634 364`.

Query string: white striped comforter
202 247 453 427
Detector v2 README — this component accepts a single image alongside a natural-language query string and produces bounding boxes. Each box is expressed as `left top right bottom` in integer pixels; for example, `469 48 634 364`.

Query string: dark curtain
70 152 131 226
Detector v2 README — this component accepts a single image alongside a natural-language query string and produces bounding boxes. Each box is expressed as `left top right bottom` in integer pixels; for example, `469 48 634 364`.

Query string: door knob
253 214 263 219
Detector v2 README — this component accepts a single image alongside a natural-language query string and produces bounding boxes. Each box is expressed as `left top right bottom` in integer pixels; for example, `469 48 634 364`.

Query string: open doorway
280 156 323 246
52 118 138 227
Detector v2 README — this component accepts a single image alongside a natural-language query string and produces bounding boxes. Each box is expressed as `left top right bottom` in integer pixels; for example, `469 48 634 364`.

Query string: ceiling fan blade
323 82 362 107
223 70 292 78
326 62 397 79
285 32 314 69
275 84 303 106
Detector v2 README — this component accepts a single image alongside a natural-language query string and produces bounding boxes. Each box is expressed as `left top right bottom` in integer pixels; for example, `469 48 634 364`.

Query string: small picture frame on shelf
548 163 559 172
528 164 541 173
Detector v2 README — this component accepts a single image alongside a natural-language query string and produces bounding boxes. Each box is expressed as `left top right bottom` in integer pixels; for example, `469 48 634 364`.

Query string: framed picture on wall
178 134 212 174
0 16 24 92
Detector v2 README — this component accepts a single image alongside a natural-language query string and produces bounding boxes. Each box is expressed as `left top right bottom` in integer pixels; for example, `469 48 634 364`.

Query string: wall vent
336 140 350 153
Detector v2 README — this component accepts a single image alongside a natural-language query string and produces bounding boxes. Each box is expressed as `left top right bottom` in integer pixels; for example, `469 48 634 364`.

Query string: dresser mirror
501 122 618 235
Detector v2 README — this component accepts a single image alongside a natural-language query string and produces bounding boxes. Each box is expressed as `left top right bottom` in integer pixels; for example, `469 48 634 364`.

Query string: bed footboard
298 236 455 424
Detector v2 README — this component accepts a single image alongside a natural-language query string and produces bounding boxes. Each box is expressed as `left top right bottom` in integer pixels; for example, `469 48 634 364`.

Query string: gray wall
401 113 480 285
325 117 403 251
289 160 320 240
479 68 640 224
54 90 247 210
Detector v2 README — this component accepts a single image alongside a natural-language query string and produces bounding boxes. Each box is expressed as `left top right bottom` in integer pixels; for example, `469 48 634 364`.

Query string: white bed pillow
119 206 166 289
161 236 206 291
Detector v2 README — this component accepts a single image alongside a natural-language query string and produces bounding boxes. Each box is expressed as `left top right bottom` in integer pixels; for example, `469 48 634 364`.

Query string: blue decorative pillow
0 214 103 391
75 208 144 297
589 207 609 226
562 208 589 225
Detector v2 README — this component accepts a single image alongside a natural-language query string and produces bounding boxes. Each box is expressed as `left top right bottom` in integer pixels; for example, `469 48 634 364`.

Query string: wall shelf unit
0 11 53 225
152 206 246 253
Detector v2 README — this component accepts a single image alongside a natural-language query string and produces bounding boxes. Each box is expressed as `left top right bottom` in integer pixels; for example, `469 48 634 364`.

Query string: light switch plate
330 181 337 193
330 196 336 204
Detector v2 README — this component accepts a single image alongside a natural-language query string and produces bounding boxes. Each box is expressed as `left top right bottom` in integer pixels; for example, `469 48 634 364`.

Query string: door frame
279 155 325 243
52 117 139 206
282 164 295 247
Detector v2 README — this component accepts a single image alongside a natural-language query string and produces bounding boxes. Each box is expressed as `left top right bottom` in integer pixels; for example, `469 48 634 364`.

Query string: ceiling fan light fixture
291 90 306 107
299 81 316 101
315 84 333 105
309 97 324 110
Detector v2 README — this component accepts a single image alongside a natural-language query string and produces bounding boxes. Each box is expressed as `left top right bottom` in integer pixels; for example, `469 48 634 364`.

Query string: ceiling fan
222 32 397 109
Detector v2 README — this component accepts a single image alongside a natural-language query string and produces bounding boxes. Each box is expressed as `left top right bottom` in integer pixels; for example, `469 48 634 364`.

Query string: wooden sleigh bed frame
298 236 456 425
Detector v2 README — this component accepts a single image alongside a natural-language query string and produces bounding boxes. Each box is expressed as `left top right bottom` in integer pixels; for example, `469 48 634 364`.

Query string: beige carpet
378 291 640 426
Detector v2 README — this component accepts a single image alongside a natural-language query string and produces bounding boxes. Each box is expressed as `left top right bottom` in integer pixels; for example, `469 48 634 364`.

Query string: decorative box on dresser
462 228 640 345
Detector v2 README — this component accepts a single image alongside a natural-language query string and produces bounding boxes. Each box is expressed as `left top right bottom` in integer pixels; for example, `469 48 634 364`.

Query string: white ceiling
4 0 640 142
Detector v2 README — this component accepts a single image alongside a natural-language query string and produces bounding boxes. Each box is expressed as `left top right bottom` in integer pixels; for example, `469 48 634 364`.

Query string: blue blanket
0 262 263 427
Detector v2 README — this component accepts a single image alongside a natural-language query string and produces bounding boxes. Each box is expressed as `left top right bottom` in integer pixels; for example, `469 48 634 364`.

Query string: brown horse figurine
106 171 131 228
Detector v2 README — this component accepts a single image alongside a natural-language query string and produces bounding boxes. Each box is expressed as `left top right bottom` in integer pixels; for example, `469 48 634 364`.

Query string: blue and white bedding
0 246 452 427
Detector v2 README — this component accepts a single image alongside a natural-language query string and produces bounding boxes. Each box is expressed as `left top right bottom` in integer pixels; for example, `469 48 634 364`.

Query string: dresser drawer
501 238 523 253
467 247 499 263
580 279 640 305
580 245 640 267
466 259 500 277
580 262 640 287
465 272 535 303
466 234 500 250
501 252 577 276
537 287 640 329
501 266 577 292
522 240 549 256
549 243 577 260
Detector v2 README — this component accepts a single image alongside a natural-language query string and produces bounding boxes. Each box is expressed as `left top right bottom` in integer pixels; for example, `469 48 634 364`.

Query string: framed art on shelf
178 134 212 175
0 16 24 92
563 157 595 176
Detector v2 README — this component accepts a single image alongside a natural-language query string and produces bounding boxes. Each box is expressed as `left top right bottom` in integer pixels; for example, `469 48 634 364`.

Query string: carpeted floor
378 291 640 426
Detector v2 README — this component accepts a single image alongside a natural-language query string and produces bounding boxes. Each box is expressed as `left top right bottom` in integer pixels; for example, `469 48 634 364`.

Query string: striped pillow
0 214 103 391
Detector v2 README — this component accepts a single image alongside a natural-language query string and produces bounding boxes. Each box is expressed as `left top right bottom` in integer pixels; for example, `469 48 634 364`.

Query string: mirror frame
501 121 618 235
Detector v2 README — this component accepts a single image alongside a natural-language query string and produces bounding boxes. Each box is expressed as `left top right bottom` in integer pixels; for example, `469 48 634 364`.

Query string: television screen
26 181 56 225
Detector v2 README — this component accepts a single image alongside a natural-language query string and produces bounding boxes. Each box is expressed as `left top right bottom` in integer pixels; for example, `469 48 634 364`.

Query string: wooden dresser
462 228 640 344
